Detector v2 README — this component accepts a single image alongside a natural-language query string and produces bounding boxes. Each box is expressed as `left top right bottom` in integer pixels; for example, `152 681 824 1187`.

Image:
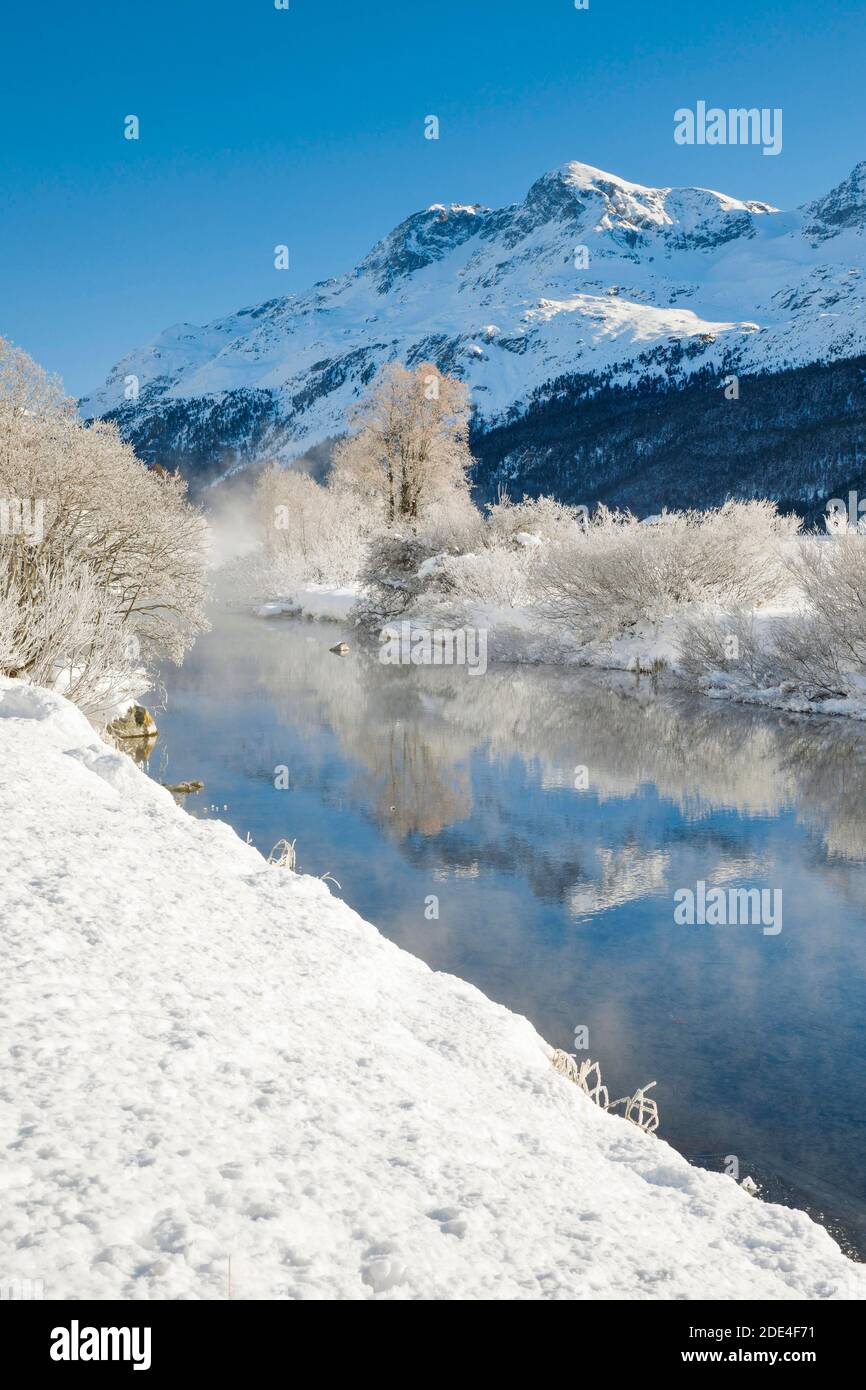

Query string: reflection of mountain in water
569 847 670 919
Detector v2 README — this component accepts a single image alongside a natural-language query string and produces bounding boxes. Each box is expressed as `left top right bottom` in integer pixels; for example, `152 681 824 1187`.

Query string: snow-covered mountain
81 160 866 504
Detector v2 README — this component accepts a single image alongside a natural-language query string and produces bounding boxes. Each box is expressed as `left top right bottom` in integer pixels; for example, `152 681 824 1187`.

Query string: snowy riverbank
2 675 865 1300
244 581 866 725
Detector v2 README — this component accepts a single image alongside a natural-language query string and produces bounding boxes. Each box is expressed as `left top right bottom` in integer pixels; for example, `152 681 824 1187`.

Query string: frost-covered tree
255 464 374 585
330 363 474 525
0 336 209 717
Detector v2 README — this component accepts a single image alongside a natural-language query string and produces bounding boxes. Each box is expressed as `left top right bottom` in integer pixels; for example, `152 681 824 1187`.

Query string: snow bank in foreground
1 677 864 1301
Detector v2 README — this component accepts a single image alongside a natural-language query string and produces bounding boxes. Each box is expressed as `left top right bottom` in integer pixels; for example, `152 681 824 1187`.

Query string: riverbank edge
245 586 866 725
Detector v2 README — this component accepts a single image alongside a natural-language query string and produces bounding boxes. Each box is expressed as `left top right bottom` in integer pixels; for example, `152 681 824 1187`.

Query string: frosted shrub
769 609 847 693
789 534 866 655
416 488 484 553
0 556 141 719
541 502 799 641
539 507 675 639
355 530 443 627
415 493 586 609
775 533 866 692
678 604 851 697
485 491 587 547
677 533 866 697
675 500 800 604
823 503 866 536
677 607 777 688
0 337 208 718
256 464 372 585
432 543 539 607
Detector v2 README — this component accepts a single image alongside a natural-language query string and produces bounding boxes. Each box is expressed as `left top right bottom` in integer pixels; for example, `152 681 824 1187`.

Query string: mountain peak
803 162 866 239
554 160 654 194
81 154 866 484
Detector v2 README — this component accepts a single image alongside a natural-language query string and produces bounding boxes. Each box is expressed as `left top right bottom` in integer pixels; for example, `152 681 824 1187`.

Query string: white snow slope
80 159 866 468
2 675 864 1301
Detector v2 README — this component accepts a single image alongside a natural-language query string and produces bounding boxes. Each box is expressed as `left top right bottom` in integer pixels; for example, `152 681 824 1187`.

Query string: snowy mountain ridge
80 159 866 485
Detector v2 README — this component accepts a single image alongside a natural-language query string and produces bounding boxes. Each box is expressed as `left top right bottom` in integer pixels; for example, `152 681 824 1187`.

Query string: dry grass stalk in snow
551 1049 659 1135
267 837 297 870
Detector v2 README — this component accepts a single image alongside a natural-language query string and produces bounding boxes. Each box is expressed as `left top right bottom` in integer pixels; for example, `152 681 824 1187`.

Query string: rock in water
329 642 350 656
107 705 159 740
107 704 158 765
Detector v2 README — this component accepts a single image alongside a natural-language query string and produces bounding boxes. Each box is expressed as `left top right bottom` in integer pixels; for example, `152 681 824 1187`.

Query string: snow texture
1 676 864 1300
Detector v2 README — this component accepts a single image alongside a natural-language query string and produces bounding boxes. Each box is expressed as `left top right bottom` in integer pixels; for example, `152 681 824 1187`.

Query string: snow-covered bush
430 543 540 608
675 500 800 604
409 493 585 610
677 531 866 697
768 609 847 693
256 464 372 585
677 603 854 698
415 487 484 553
355 530 444 628
485 491 586 547
0 556 141 719
541 502 799 641
772 533 866 692
677 607 777 689
0 337 208 718
539 507 676 639
823 501 866 536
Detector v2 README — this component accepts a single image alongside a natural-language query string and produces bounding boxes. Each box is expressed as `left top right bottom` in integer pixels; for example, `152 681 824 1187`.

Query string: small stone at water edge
107 704 158 739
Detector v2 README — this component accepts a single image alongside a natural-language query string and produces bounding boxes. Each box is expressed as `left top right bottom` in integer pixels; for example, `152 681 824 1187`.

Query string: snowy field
2 676 865 1300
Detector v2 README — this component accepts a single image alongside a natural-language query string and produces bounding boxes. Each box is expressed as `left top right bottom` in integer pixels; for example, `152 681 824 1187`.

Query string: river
149 608 866 1259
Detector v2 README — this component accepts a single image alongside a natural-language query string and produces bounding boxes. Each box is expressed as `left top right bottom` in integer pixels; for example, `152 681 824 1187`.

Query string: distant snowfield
2 677 865 1300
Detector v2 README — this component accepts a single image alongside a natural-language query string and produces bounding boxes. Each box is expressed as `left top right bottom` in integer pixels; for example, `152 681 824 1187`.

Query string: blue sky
1 0 863 396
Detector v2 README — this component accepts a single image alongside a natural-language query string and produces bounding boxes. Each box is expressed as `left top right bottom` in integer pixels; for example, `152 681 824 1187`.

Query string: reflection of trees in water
397 663 866 864
176 615 474 839
173 613 866 866
402 819 591 903
771 723 866 865
163 616 866 1258
568 847 669 917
